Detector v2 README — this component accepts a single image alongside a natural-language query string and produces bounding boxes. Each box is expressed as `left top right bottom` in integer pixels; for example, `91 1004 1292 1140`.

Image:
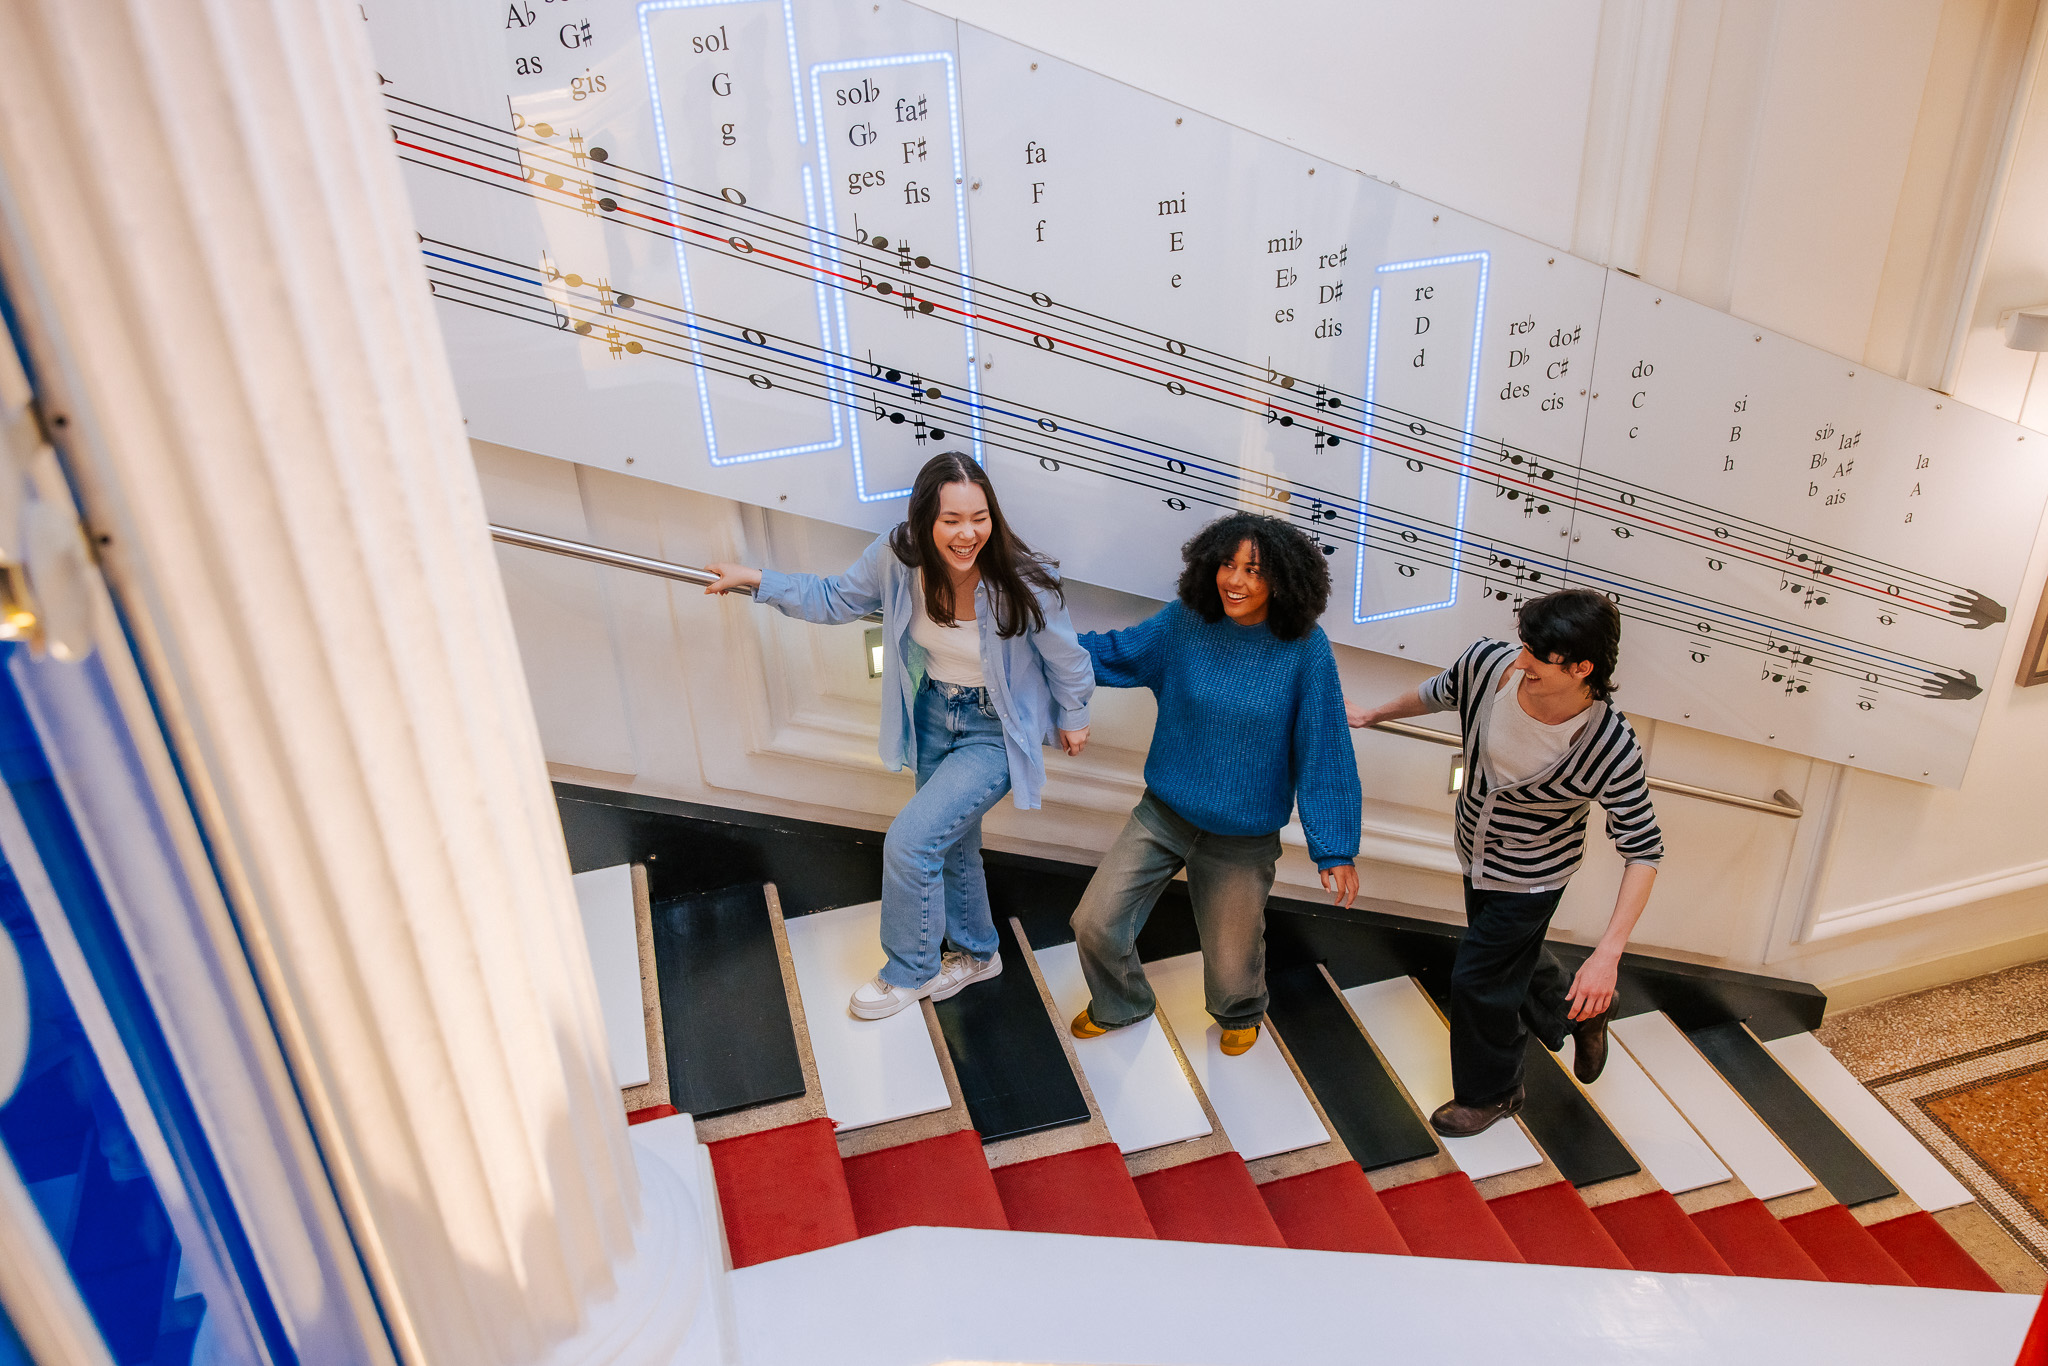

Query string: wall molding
1808 853 2048 941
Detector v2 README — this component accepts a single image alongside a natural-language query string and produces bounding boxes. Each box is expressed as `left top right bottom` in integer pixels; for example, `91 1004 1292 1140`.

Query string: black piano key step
934 915 1090 1143
1688 1020 1897 1207
651 884 807 1119
1266 964 1439 1172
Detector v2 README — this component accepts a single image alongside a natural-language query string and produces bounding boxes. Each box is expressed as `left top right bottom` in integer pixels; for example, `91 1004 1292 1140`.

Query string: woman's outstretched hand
703 562 763 595
1345 699 1376 729
1057 726 1090 756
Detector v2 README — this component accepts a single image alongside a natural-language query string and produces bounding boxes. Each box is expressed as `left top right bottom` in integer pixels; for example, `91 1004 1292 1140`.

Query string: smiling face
931 478 991 578
1216 539 1271 625
1513 643 1596 704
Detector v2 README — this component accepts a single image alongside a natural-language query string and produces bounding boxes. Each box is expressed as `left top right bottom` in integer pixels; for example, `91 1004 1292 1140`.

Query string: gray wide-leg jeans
1070 791 1280 1030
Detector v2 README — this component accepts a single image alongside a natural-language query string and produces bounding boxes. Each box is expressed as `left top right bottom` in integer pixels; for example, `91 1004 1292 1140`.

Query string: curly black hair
1176 512 1331 641
1516 588 1621 701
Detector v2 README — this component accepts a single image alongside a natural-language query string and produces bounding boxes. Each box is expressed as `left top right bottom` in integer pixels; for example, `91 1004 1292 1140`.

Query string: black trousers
1448 879 1574 1104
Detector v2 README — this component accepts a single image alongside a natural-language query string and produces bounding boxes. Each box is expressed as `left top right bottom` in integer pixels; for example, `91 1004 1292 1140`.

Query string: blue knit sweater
1082 602 1361 868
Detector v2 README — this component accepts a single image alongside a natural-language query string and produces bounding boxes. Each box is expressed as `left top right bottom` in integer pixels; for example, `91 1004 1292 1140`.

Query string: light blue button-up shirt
754 533 1094 809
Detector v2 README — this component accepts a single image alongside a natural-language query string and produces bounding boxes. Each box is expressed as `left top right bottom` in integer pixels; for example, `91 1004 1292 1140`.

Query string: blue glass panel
0 851 202 1366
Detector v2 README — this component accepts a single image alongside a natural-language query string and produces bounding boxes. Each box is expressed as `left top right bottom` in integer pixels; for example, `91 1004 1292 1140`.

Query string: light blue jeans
878 679 1011 988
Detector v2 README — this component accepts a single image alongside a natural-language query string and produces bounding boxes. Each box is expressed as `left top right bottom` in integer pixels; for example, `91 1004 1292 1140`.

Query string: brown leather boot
1429 1085 1525 1138
1573 1005 1615 1084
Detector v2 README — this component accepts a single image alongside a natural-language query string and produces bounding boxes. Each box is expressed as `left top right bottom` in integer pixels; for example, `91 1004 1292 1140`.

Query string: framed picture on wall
2018 579 2048 687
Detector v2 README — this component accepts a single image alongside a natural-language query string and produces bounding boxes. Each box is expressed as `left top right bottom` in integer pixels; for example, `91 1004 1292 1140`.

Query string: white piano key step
1341 977 1541 1181
1611 1012 1814 1201
571 864 650 1089
1034 941 1212 1155
1562 1029 1730 1194
1764 1032 1972 1212
782 902 950 1133
1148 952 1331 1161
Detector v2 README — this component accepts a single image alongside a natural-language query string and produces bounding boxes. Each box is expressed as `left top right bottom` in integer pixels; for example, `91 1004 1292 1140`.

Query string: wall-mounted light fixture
2001 305 2048 351
864 626 885 678
1448 751 1466 795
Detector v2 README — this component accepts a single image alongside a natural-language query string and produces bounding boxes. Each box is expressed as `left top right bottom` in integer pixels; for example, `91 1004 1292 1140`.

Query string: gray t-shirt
1484 671 1587 786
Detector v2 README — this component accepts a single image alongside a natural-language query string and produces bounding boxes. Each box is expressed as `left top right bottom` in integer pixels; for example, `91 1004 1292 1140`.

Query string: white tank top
909 576 985 686
1485 671 1584 786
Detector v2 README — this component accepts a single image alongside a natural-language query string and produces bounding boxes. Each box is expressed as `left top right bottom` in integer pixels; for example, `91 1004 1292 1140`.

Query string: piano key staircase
563 784 2042 1363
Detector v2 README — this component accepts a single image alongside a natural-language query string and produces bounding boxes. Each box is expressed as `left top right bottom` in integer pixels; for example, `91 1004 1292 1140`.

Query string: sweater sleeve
1417 654 1464 713
1292 633 1363 869
1597 723 1666 869
1079 604 1172 691
1030 578 1095 730
1418 638 1494 714
752 534 888 625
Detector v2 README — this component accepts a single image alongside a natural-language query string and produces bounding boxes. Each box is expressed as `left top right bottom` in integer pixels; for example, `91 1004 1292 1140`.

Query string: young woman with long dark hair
1068 511 1361 1057
705 453 1092 1019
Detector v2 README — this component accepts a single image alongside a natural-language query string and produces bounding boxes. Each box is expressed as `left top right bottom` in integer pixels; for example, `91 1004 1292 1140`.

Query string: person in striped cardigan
1349 588 1663 1137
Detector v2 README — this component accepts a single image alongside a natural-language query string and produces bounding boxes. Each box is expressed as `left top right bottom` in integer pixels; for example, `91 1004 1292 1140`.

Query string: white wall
479 0 2048 1006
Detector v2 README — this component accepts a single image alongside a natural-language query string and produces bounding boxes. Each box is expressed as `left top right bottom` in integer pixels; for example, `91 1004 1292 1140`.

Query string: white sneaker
848 975 929 1020
929 949 1002 1002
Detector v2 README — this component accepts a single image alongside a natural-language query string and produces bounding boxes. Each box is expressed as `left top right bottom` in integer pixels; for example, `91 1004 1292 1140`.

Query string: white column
0 3 686 1363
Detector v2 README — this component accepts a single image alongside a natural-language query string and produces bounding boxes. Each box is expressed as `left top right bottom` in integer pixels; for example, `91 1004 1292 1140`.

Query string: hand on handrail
703 562 763 595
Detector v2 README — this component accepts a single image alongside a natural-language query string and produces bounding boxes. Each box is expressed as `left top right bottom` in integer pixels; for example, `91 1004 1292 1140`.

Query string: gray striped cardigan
1419 638 1665 892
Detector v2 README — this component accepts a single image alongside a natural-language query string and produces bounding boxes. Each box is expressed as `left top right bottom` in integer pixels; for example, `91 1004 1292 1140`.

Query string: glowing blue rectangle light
1354 251 1490 624
809 51 984 502
639 0 844 468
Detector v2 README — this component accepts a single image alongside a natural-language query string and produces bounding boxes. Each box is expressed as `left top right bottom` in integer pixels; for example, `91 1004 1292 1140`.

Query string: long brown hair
888 452 1061 637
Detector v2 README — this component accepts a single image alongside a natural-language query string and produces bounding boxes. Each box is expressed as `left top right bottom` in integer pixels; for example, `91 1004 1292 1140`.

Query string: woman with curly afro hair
1068 511 1361 1057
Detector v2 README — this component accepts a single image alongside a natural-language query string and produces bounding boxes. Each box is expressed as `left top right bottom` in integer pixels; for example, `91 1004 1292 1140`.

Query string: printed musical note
1782 541 1834 576
1778 574 1829 608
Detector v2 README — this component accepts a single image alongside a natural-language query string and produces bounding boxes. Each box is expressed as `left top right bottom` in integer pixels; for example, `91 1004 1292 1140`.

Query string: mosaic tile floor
1820 965 2048 1269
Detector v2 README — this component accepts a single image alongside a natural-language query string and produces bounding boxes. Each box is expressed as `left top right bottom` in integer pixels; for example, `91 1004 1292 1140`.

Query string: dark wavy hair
1175 512 1330 642
1516 588 1621 701
888 452 1060 637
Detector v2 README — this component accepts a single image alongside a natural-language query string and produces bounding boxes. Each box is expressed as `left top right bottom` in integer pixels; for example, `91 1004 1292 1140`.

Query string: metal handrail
490 524 1804 819
1372 719 1802 818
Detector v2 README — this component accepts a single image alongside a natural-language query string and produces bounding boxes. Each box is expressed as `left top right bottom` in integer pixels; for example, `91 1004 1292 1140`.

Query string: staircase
564 785 2039 1363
